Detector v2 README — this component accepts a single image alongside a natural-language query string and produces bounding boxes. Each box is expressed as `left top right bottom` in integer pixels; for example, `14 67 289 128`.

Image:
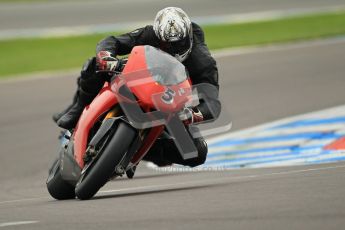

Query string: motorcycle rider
53 7 221 168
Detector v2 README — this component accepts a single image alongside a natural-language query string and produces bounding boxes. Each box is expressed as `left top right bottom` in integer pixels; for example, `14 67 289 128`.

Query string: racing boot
57 87 97 129
52 89 79 123
57 57 105 129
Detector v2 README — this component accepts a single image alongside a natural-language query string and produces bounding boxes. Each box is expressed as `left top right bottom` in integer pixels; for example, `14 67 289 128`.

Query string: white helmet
153 7 193 62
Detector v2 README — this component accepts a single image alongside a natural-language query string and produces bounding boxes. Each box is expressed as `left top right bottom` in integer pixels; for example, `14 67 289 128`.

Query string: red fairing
72 45 193 169
118 46 193 112
73 84 118 168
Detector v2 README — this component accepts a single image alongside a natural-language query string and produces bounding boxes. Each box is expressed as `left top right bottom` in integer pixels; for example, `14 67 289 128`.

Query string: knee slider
185 138 208 167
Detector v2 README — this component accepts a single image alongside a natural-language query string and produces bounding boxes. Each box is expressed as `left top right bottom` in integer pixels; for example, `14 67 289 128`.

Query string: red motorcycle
46 45 200 200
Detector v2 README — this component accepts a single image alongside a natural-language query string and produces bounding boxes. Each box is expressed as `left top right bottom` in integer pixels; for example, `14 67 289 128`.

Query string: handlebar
95 58 128 79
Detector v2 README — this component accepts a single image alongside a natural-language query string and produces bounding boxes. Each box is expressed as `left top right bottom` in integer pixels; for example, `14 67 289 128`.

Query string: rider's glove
96 51 119 72
178 107 204 125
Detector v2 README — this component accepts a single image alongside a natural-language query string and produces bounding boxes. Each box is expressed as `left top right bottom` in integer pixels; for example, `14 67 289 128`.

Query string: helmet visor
160 36 191 58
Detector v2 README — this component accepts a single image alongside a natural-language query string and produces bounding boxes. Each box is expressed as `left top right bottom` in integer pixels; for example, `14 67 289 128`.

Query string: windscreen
145 46 187 86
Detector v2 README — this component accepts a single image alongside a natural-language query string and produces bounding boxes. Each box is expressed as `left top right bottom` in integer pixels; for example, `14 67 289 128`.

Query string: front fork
55 106 164 184
89 107 165 176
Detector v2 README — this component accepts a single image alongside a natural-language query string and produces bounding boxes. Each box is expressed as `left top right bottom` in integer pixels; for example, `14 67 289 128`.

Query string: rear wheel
46 158 76 200
75 122 136 200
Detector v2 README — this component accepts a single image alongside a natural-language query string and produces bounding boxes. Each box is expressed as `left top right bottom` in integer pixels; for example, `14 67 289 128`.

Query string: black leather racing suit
93 22 221 167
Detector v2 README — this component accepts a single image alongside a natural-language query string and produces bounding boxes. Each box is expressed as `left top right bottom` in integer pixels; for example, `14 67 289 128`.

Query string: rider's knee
184 138 208 167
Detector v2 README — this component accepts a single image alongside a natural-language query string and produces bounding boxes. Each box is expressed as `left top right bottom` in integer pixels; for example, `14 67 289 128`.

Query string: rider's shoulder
191 22 205 43
129 25 157 40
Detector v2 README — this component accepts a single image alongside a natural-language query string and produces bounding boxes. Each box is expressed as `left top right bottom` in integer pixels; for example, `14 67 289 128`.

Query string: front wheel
75 122 136 200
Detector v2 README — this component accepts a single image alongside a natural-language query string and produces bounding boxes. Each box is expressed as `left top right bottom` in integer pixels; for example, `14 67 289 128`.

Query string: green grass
204 11 345 49
0 33 118 77
1 11 345 78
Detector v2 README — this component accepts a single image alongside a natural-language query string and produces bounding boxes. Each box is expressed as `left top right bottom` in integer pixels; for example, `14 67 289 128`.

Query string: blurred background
0 0 345 76
0 1 345 230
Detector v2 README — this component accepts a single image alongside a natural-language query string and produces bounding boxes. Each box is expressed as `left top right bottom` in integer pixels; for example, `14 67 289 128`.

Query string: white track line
100 164 345 192
212 36 345 59
0 221 38 228
0 197 48 205
1 5 344 40
0 163 344 205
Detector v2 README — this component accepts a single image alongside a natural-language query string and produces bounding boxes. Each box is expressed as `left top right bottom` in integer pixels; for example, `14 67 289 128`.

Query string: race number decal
161 88 176 104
